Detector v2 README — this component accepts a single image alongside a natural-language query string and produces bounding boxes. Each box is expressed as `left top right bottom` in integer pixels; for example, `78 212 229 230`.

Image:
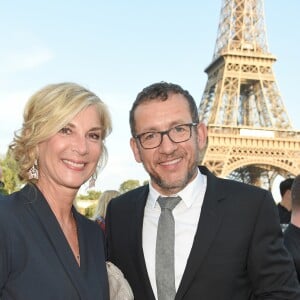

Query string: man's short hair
279 178 294 197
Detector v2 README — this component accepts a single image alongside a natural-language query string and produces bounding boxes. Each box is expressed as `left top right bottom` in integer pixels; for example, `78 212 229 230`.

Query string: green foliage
119 179 140 193
0 185 9 195
0 152 22 194
77 190 101 200
76 190 101 218
84 203 97 218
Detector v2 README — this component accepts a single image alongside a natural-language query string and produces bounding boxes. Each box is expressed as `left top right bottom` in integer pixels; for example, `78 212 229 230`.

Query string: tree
0 152 22 194
0 181 8 195
77 190 101 200
119 179 140 193
75 190 101 218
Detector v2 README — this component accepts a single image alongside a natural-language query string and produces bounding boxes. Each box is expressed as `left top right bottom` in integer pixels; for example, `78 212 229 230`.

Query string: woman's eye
89 132 101 140
59 127 72 135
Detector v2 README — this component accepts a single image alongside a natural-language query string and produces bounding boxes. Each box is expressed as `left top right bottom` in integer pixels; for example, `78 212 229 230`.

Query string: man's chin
152 176 187 193
151 167 197 193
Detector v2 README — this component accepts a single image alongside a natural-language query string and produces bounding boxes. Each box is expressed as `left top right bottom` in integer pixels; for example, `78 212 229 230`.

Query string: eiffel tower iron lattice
198 0 300 188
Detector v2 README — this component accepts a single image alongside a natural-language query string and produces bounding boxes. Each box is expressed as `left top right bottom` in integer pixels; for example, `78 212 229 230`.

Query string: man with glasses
106 82 300 300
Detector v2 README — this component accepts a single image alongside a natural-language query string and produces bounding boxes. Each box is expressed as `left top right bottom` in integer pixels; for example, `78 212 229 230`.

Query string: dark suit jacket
106 166 300 300
277 203 291 224
0 184 109 300
284 223 300 282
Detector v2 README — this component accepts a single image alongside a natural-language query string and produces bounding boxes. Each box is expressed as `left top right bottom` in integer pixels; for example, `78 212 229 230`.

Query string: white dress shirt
142 169 207 299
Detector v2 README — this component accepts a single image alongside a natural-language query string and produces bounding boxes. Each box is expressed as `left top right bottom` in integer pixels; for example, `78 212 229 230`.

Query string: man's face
130 93 207 195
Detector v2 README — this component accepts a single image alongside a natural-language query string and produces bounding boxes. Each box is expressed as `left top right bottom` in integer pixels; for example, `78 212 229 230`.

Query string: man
284 175 300 282
277 177 294 224
106 82 300 299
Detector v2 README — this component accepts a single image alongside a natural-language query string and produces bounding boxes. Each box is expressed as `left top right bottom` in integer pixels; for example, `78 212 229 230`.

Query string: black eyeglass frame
134 122 198 149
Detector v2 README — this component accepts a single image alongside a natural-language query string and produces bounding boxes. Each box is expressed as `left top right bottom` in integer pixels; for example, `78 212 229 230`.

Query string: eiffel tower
198 0 300 188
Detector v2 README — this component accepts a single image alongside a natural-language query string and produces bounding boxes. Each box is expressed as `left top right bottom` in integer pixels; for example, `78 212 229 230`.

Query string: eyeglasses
134 123 198 149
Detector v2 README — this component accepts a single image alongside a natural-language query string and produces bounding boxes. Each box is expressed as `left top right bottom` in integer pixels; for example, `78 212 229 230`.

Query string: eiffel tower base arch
200 125 300 189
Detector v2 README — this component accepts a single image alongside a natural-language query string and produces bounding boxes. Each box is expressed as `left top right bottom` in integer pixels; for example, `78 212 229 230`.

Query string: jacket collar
176 167 226 299
21 184 92 300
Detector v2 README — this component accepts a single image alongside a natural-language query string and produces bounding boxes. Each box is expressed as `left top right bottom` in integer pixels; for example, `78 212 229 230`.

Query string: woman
0 82 111 300
92 190 121 231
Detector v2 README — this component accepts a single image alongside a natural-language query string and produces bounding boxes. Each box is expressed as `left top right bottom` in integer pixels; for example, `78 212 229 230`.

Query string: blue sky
0 1 299 198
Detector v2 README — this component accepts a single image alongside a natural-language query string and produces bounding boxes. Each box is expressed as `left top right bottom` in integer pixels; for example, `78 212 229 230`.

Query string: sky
0 1 299 198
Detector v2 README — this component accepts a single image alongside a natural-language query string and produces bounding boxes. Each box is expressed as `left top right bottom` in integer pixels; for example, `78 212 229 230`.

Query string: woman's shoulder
0 191 24 232
0 190 20 211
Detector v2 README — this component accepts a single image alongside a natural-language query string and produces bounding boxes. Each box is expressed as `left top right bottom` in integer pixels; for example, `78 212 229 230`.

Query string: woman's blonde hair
92 190 121 220
9 82 112 183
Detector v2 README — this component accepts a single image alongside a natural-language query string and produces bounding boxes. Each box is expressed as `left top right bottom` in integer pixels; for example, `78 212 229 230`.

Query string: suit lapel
130 186 156 300
23 185 91 300
176 167 226 299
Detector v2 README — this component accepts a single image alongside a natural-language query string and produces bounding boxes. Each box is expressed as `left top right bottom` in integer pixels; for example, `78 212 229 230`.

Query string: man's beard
145 162 198 194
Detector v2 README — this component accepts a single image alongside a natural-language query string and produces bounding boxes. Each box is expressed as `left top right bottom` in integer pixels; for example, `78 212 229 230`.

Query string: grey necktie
156 196 182 300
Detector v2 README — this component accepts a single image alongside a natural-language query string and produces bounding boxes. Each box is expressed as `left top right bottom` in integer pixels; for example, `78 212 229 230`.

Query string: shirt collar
148 168 207 208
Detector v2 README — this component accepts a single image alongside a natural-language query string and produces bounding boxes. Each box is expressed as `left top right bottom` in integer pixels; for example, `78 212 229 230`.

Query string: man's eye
174 126 185 132
174 125 187 133
143 132 156 141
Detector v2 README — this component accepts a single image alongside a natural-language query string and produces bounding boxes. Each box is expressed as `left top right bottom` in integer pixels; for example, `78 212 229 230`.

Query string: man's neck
281 194 292 211
291 210 300 228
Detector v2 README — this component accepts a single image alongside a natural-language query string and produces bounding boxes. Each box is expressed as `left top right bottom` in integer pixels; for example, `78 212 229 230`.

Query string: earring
88 173 97 188
28 160 39 180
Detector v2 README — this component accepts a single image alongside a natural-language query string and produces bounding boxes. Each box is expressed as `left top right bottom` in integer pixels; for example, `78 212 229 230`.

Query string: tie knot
157 196 181 211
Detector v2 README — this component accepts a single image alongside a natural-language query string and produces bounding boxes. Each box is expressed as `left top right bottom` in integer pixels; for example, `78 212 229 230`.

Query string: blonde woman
92 190 120 231
0 82 111 300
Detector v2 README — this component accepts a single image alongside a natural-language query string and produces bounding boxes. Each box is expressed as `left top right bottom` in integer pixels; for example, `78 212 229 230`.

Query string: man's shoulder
115 185 149 201
200 165 266 195
284 225 300 260
213 174 268 197
108 185 149 212
277 202 288 211
284 224 300 239
203 169 274 211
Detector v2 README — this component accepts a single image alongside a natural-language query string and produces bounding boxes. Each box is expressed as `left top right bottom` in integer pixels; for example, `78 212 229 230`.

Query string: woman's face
37 105 103 193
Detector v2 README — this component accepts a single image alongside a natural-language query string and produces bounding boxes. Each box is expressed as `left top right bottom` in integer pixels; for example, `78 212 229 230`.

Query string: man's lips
159 157 182 166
